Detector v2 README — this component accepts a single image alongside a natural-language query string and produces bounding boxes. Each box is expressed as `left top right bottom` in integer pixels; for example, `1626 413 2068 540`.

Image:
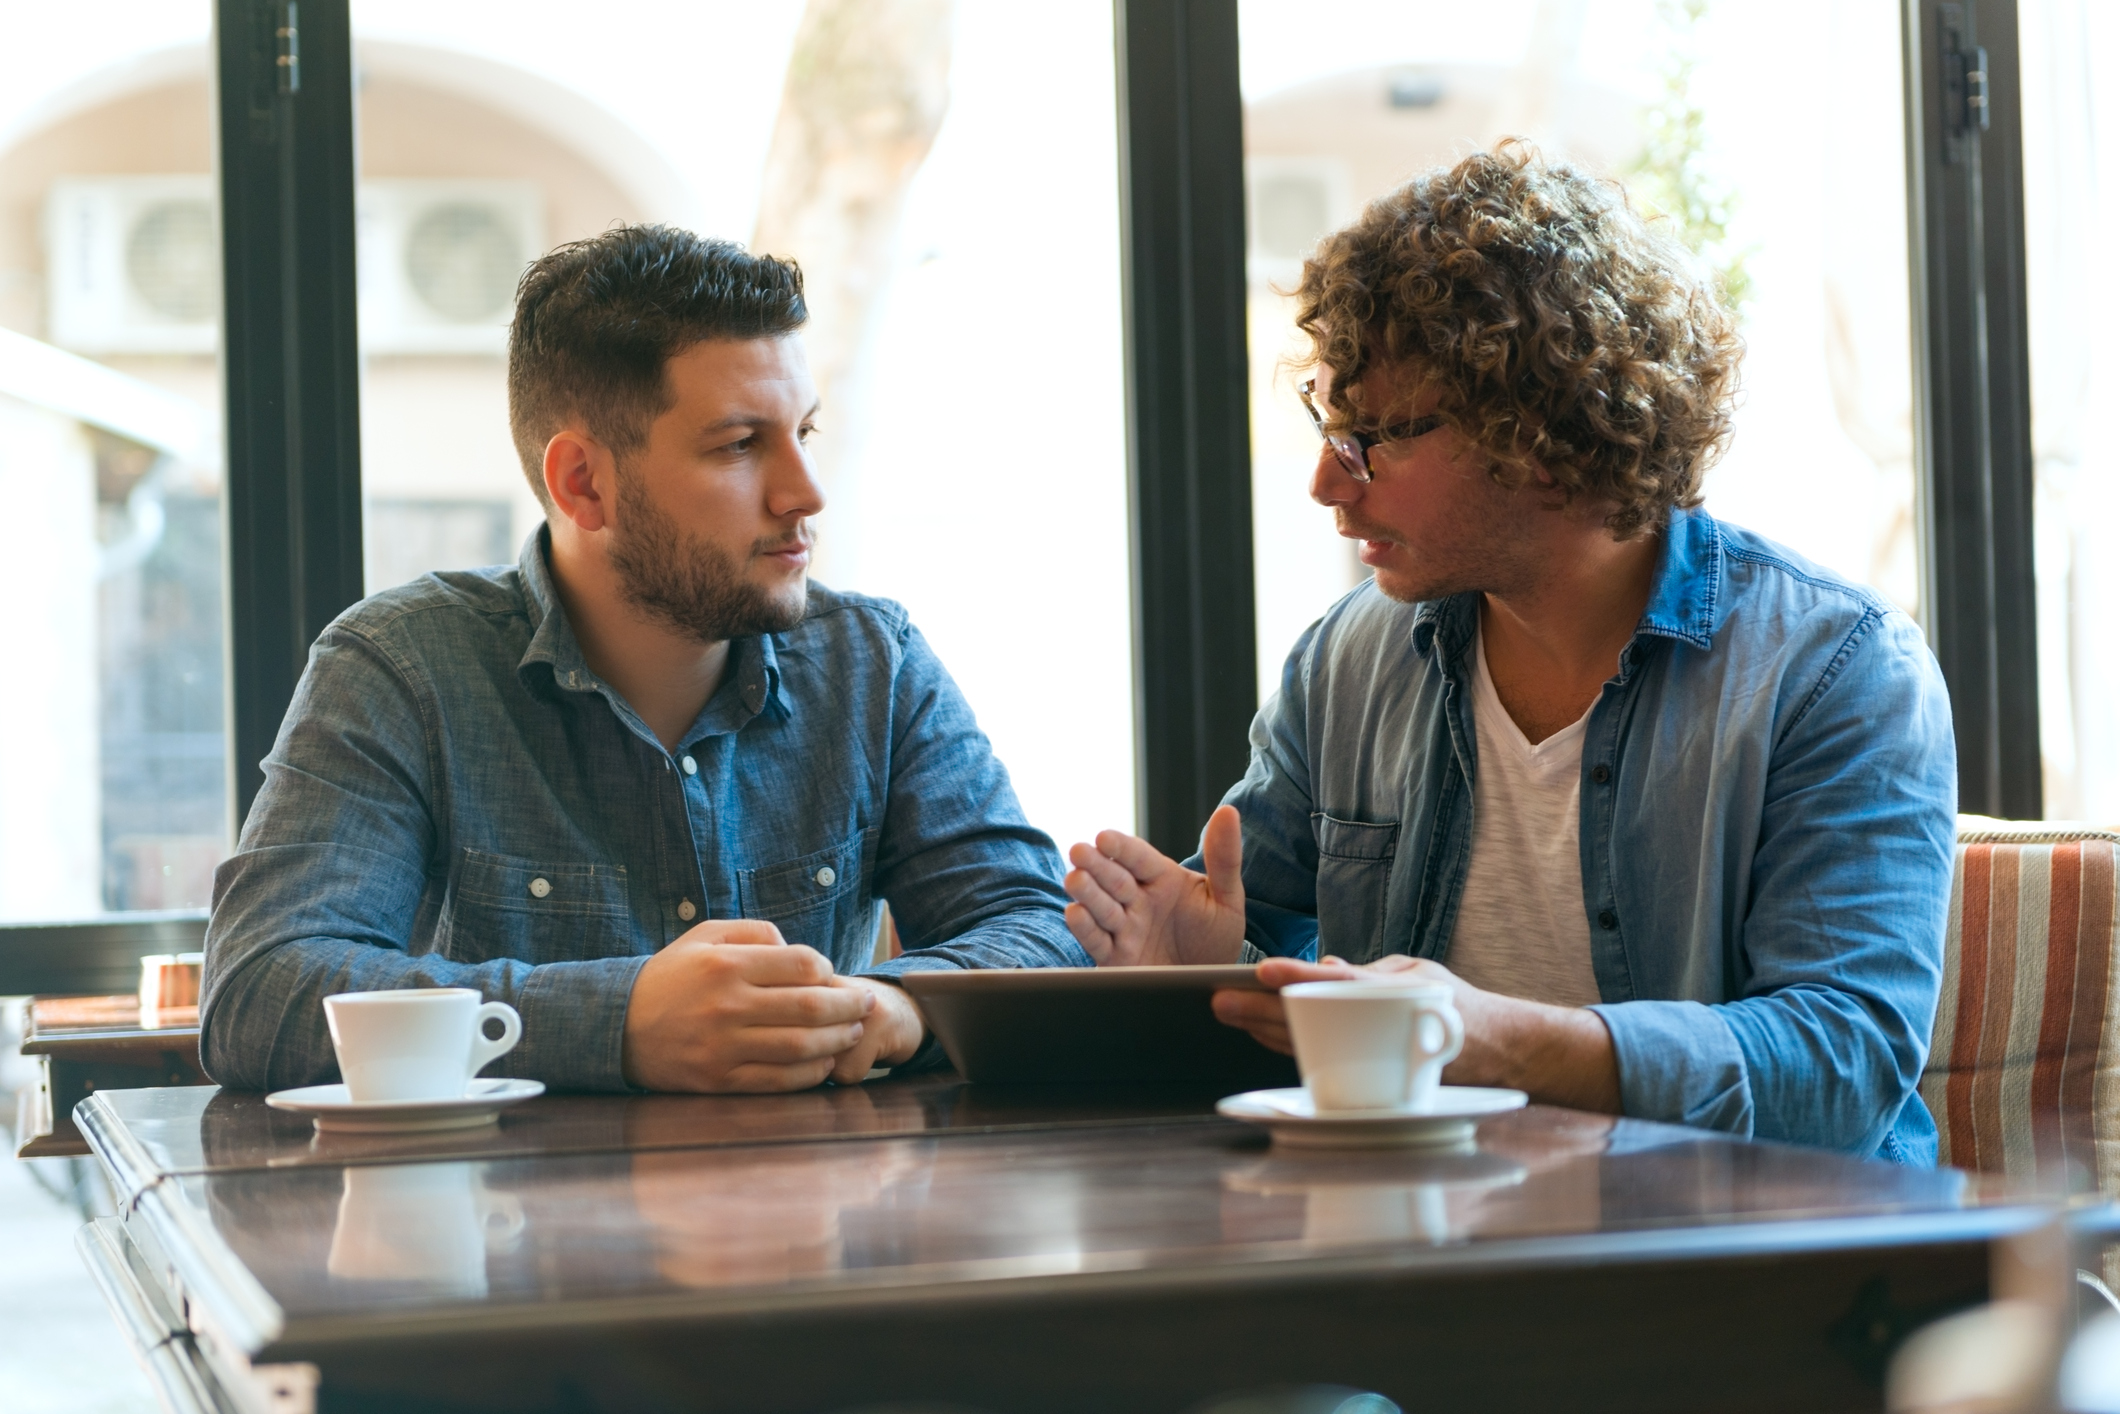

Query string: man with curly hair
1063 144 1956 1161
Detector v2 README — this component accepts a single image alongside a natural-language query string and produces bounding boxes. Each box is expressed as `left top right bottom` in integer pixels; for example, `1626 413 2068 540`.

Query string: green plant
1629 0 1754 314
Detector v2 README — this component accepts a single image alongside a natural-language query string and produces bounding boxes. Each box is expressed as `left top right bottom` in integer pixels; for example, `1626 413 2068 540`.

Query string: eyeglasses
1298 378 1447 484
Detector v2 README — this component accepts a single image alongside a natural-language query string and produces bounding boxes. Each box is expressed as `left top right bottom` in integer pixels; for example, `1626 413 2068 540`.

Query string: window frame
217 0 367 828
1903 0 2042 817
0 0 2054 989
210 0 2052 849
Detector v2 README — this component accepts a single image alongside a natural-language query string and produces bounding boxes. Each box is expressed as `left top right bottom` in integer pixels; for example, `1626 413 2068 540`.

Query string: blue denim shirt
201 531 1088 1092
1221 509 1956 1161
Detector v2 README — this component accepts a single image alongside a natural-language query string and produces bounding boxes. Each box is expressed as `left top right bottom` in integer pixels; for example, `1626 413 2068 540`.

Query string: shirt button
1598 909 1618 930
814 866 836 888
528 877 552 899
677 899 697 921
681 755 697 776
1591 764 1611 784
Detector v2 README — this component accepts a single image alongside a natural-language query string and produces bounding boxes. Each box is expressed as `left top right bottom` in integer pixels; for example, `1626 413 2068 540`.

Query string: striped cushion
1920 824 2120 1181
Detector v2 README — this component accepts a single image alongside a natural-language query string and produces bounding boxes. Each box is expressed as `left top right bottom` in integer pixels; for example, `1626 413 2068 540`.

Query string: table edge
251 1203 2052 1357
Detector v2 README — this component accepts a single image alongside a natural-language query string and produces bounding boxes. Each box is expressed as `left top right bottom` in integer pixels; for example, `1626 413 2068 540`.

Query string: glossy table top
78 1074 1240 1199
22 993 199 1059
80 1078 2048 1359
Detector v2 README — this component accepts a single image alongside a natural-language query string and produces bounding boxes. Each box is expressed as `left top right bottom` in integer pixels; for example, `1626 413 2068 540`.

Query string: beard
1337 507 1532 605
606 466 809 644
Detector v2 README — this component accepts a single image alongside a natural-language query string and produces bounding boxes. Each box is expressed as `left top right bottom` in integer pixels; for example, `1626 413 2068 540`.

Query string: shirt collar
513 525 793 734
1634 505 1724 648
1409 505 1727 662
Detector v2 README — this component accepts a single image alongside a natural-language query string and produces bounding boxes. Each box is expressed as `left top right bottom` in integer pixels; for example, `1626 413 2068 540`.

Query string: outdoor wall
0 394 100 919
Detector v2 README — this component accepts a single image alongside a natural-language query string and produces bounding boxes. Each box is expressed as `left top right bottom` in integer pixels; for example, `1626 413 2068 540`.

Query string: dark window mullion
1115 0 1258 858
214 0 366 831
1903 0 2040 818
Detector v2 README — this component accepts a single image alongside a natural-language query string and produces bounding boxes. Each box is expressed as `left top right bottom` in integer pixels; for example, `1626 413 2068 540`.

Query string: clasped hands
621 920 927 1093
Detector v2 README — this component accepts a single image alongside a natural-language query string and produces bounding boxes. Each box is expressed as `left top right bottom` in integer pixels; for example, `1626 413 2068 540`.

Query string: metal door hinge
276 3 300 95
1939 3 1990 163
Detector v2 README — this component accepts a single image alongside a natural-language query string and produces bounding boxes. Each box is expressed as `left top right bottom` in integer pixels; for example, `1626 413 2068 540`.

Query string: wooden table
74 1075 2066 1414
14 994 207 1159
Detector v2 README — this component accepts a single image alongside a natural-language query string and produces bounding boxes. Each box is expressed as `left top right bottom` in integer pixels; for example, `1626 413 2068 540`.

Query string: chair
1920 817 2120 1187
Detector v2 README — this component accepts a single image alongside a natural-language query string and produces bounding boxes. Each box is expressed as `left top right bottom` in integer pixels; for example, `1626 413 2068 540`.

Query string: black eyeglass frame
1297 378 1447 483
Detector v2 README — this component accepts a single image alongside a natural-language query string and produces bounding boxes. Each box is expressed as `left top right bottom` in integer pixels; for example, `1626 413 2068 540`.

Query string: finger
1063 869 1131 937
717 1057 837 1093
1255 956 1363 989
1067 844 1142 906
738 983 874 1028
720 942 838 986
1064 902 1114 963
733 1021 869 1063
1213 989 1284 1026
1201 804 1244 905
694 919 788 947
1094 829 1178 885
1212 991 1294 1055
828 1031 886 1084
1238 1020 1295 1056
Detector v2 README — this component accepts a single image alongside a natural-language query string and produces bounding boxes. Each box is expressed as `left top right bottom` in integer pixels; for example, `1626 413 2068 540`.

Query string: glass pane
348 1 1133 847
2020 0 2120 821
1239 1 1918 701
0 7 229 919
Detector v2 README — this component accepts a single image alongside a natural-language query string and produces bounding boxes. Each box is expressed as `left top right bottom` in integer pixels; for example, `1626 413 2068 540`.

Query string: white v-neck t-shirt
1442 626 1603 1007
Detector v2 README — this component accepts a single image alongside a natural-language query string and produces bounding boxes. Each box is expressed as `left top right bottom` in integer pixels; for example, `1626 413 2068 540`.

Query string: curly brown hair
1294 141 1743 538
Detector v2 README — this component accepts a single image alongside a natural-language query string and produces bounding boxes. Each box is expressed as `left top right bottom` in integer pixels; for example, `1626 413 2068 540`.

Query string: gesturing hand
1062 804 1248 966
622 920 873 1093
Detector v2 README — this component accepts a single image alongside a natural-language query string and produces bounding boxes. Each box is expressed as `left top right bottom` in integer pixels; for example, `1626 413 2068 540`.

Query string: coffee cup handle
468 1001 522 1077
1410 1001 1465 1071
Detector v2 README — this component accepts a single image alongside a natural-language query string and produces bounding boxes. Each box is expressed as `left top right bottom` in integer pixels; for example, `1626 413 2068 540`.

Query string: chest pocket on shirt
1312 814 1398 963
737 830 872 963
443 848 632 964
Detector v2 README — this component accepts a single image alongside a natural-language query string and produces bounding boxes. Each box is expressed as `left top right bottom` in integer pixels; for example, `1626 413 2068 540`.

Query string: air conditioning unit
42 176 543 358
1246 158 1352 288
357 180 543 355
44 177 219 355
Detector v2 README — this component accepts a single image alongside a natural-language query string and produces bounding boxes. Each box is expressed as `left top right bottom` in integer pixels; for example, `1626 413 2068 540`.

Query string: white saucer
265 1078 544 1133
1217 1085 1528 1149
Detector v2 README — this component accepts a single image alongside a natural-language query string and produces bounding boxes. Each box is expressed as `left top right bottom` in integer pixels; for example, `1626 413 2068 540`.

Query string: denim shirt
201 531 1088 1093
1222 509 1956 1161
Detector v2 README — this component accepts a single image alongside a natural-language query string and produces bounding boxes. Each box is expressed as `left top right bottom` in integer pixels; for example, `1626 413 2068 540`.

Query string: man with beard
1060 145 1957 1160
201 226 1084 1094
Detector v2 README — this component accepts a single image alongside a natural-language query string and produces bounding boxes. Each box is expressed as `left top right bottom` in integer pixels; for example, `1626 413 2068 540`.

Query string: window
0 8 226 918
2020 0 2120 820
1238 0 1918 698
347 0 1135 849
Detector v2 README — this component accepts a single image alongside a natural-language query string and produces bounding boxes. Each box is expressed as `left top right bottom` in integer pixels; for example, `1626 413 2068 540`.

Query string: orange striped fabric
1920 826 2120 1185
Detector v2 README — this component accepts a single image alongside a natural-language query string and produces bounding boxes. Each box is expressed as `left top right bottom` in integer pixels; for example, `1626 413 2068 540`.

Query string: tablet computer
901 965 1299 1087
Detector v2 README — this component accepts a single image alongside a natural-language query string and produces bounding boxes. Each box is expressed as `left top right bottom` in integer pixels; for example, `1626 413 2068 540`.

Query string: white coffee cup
1282 980 1465 1114
327 1161 525 1295
323 988 522 1103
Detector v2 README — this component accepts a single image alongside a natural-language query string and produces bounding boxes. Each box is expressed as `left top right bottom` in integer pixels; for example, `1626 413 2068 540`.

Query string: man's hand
1211 954 1623 1114
621 920 872 1092
1062 804 1247 965
823 977 928 1084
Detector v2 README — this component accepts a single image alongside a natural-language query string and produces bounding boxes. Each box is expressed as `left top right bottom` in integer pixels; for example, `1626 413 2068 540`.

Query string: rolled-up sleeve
200 626 644 1093
860 621 1089 991
1592 609 1956 1155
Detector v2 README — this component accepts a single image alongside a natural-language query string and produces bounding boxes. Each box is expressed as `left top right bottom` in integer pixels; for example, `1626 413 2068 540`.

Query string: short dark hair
1295 142 1742 539
508 225 807 507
